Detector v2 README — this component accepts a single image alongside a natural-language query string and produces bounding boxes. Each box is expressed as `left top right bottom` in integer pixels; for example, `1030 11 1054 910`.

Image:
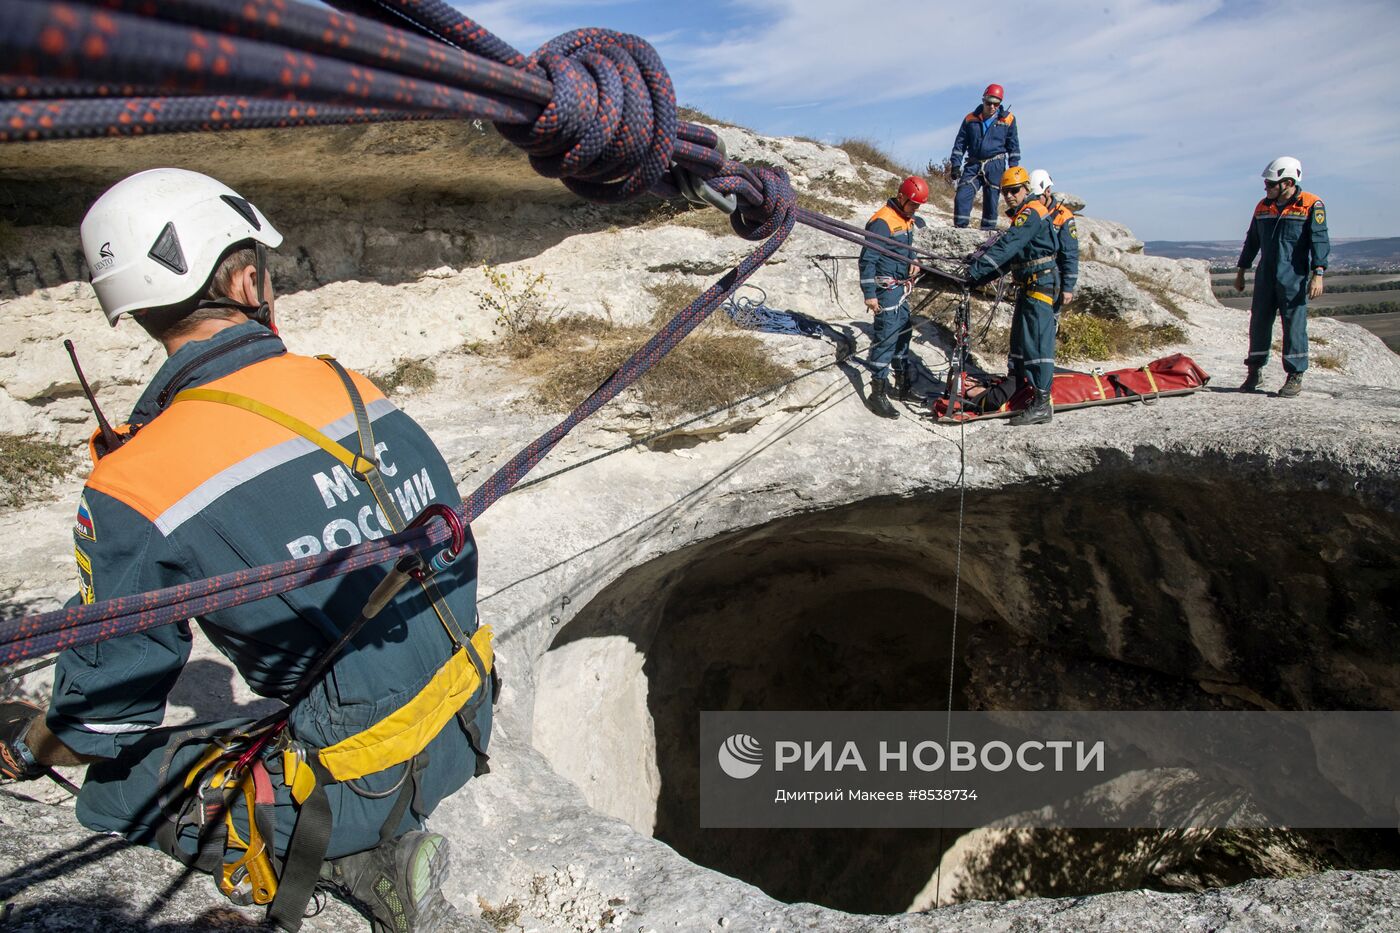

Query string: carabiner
669 134 738 215
406 503 466 579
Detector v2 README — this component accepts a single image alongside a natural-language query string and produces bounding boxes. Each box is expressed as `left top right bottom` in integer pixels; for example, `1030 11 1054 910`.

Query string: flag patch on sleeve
75 495 96 541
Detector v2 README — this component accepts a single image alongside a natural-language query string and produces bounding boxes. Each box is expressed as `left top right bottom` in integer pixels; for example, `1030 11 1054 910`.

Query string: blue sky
454 0 1400 242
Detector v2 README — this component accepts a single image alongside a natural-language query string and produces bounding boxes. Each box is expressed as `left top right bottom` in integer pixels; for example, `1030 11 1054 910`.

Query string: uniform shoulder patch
1069 221 1078 239
1314 207 1325 225
1014 213 1027 227
75 495 96 541
75 544 95 605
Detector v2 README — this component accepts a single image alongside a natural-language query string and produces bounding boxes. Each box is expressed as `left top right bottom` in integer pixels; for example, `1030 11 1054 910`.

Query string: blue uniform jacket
950 106 1021 171
859 200 926 300
1048 199 1079 293
966 199 1060 287
49 323 488 767
1238 190 1330 297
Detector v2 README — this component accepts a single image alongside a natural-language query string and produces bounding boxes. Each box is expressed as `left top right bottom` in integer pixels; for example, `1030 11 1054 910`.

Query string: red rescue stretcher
932 353 1210 423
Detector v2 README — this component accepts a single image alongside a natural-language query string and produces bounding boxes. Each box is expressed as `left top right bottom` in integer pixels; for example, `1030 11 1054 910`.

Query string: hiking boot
323 831 453 933
1239 368 1263 392
1008 390 1052 426
868 377 899 419
894 366 913 401
1278 373 1304 398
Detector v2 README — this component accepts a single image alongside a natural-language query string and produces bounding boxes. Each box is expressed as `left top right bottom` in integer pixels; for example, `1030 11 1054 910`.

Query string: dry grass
529 326 792 418
1057 314 1187 361
1313 348 1347 370
368 358 437 396
799 191 859 219
479 898 523 932
836 138 913 177
0 434 75 507
646 278 705 324
485 275 792 418
810 169 888 207
922 157 959 208
474 264 565 358
1274 337 1345 371
678 106 743 130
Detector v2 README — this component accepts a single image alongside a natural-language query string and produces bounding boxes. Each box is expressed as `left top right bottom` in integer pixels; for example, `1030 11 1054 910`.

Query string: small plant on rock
0 434 75 508
368 358 437 396
475 264 564 358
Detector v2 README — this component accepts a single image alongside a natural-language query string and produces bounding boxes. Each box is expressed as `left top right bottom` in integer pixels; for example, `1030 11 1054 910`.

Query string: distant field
1212 273 1400 312
1211 273 1400 288
1216 290 1400 311
1332 312 1400 352
1204 272 1400 354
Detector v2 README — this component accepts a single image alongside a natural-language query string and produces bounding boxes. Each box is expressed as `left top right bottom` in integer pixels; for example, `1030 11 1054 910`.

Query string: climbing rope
0 0 973 662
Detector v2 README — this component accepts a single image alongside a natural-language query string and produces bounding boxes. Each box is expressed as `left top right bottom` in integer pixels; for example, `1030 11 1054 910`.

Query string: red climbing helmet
983 83 1004 102
898 175 930 205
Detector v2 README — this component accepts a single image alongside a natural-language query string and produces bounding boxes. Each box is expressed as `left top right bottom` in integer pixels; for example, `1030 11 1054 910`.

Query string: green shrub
1057 314 1187 361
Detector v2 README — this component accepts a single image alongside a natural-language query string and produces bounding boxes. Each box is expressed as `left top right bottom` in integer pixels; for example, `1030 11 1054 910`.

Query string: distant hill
1145 237 1400 270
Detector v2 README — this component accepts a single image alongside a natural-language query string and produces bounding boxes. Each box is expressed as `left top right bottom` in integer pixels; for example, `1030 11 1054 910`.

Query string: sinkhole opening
532 467 1400 913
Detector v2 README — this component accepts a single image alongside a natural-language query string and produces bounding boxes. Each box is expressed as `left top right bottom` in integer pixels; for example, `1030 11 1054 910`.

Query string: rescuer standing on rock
1234 156 1330 397
948 83 1021 230
1028 169 1078 313
859 175 929 418
0 168 495 933
965 167 1062 426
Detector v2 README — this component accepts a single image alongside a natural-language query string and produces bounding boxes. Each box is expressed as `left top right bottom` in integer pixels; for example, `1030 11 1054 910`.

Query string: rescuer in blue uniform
1234 156 1330 397
859 175 929 418
0 169 493 933
949 83 1021 230
966 167 1062 426
1028 169 1079 312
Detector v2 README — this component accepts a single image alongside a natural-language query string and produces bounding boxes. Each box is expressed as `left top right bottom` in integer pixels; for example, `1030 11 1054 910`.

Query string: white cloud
431 0 1400 236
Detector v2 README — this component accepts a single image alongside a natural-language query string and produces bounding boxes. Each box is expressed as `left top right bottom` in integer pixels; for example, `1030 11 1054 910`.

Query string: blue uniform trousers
1009 280 1058 393
869 285 912 380
1247 275 1309 374
954 155 1007 230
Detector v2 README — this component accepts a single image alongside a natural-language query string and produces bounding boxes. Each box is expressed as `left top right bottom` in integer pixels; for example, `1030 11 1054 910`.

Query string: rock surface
2 120 1398 931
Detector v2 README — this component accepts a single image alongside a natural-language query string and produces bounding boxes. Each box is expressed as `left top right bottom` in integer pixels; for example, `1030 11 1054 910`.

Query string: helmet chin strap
250 242 273 331
194 243 275 332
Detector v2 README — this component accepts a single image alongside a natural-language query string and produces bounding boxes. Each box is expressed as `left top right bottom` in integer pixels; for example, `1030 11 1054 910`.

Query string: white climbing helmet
1261 156 1302 184
80 168 282 326
1028 169 1054 197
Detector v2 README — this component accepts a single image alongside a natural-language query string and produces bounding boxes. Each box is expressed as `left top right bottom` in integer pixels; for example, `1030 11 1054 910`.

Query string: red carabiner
406 504 466 580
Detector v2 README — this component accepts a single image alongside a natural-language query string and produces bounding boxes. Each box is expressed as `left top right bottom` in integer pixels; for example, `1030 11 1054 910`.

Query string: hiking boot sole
404 833 453 933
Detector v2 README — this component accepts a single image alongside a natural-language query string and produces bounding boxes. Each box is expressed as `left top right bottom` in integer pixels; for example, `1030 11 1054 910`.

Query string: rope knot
495 29 676 203
726 165 796 242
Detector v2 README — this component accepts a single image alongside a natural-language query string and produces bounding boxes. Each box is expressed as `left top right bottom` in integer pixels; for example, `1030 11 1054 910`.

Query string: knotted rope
0 0 961 663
